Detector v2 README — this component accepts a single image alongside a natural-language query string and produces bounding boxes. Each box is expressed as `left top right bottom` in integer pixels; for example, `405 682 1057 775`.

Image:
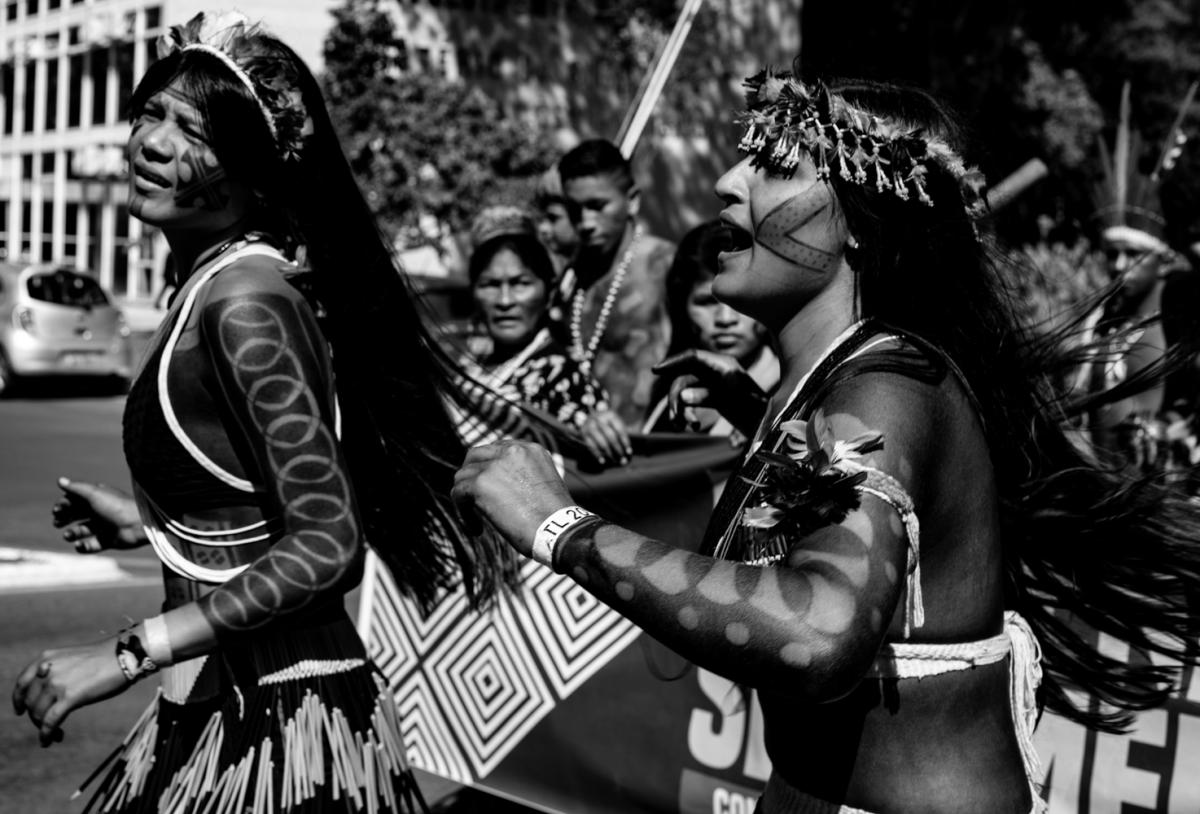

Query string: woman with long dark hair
452 67 1200 812
12 12 487 812
644 218 778 436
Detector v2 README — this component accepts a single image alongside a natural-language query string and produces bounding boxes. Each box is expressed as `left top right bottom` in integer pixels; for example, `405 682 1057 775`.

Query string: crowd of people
11 9 1200 814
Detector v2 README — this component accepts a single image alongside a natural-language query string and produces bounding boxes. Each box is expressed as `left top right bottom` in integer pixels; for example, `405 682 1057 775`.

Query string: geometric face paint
174 147 230 212
131 84 232 215
753 182 840 274
160 84 229 212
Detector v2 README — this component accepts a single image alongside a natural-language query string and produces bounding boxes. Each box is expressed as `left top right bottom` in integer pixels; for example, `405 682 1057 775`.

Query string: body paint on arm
554 501 906 699
198 291 359 633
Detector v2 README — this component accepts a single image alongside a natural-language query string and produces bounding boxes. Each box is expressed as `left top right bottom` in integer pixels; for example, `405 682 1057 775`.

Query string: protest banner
358 432 1200 811
1036 629 1200 812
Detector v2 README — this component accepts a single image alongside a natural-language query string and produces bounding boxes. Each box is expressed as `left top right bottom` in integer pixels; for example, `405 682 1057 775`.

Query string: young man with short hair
555 140 676 457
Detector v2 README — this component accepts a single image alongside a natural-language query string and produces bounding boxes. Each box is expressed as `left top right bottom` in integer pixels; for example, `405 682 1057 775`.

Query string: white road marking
0 546 156 593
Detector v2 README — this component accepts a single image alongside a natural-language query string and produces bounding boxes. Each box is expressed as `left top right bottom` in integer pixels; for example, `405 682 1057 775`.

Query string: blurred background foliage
800 0 1200 248
322 0 1200 312
324 0 556 248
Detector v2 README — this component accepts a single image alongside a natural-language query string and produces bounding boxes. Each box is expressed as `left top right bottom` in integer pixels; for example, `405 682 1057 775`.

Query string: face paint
127 82 250 233
753 183 840 274
175 146 231 211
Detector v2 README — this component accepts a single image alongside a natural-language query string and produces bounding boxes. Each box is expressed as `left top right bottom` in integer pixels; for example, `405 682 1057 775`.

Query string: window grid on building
0 1 162 300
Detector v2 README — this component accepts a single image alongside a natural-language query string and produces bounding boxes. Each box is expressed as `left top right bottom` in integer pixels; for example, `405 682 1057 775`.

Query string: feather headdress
736 69 987 212
157 11 314 162
1092 80 1198 248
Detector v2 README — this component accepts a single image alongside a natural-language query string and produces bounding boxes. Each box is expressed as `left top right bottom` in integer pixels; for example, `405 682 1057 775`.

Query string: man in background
554 140 676 457
1082 82 1200 480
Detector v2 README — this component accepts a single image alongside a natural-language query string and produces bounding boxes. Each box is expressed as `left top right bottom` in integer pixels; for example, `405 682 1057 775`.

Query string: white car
0 263 131 395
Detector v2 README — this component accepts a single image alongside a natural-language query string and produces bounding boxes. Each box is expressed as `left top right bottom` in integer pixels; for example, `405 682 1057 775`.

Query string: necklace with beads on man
569 224 643 373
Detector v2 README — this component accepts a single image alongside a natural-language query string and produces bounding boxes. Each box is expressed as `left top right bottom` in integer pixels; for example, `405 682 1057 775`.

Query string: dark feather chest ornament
740 419 884 559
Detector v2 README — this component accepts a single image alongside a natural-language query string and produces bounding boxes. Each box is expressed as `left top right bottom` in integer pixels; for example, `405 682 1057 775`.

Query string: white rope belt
865 611 1047 814
866 631 1011 679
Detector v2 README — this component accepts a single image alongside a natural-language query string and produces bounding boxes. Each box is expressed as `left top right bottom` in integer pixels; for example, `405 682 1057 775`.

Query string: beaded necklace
569 223 643 371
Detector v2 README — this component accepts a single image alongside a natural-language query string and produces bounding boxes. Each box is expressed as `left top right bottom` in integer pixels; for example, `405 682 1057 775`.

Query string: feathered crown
1092 80 1198 247
736 69 986 211
157 11 313 162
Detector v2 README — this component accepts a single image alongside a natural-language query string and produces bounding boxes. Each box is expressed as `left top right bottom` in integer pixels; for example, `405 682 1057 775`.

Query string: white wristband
142 614 174 666
531 506 596 569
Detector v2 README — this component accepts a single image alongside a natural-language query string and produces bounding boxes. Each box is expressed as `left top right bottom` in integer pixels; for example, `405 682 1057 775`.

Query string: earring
845 235 863 269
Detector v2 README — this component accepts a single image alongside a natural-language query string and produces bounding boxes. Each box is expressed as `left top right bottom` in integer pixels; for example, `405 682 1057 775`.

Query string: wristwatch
115 629 159 682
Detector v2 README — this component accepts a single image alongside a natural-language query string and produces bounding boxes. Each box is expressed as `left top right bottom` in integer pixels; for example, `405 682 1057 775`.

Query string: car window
26 269 109 308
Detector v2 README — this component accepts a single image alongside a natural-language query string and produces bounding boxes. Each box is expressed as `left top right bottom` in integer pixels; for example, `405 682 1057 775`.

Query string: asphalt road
0 390 162 812
0 389 461 812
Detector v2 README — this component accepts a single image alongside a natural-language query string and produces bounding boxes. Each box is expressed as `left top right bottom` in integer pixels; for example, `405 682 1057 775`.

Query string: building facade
0 0 336 303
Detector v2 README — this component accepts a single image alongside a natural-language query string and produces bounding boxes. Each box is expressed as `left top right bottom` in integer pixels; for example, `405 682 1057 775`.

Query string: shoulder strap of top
157 243 289 494
702 321 889 557
806 323 986 435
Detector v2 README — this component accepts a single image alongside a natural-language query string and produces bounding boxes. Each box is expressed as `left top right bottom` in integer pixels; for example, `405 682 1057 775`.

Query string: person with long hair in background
12 13 493 812
452 66 1200 812
644 218 779 438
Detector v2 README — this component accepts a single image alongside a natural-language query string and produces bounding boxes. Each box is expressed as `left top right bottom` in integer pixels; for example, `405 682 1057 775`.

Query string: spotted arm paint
554 392 927 700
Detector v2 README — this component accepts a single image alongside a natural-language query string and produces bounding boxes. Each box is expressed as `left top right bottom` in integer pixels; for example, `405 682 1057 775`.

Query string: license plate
61 352 102 368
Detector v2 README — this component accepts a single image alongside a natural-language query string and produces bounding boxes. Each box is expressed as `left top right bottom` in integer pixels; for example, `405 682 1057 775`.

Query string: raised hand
652 349 769 438
579 407 633 467
52 478 147 554
452 441 574 557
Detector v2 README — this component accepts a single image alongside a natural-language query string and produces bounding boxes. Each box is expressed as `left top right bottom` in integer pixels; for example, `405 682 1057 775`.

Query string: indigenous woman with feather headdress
453 64 1200 812
11 12 489 812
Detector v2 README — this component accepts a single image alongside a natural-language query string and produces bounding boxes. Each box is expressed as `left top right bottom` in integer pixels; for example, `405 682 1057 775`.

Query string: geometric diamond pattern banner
511 561 642 697
358 550 641 784
355 432 754 813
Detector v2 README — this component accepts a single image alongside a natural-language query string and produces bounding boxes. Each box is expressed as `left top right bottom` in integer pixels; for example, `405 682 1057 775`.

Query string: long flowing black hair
826 74 1200 732
130 32 506 607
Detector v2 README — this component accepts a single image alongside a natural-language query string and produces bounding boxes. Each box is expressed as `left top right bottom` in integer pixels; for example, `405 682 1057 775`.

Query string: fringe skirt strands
77 616 426 814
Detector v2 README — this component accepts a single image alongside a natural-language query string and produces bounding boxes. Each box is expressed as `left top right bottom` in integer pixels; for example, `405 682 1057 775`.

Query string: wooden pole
615 0 706 159
985 158 1049 213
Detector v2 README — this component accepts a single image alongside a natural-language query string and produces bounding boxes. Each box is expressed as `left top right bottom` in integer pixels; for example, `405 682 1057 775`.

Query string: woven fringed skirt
78 614 425 814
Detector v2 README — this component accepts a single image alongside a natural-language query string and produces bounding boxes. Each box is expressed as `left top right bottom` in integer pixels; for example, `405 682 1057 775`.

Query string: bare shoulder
200 255 303 305
813 369 944 451
807 348 959 504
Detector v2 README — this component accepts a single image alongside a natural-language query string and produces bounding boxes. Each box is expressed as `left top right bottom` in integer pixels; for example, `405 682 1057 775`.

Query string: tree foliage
322 0 553 246
800 0 1200 246
321 0 1200 252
